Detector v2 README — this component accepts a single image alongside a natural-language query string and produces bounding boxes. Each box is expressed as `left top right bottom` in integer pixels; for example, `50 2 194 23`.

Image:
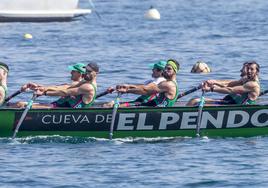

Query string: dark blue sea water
0 0 268 187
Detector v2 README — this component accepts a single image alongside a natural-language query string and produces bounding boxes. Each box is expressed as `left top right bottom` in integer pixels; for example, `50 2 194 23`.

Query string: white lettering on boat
159 113 180 130
181 112 197 129
64 115 71 124
95 115 105 123
137 113 154 130
41 114 91 125
107 114 112 123
227 111 249 128
201 111 225 129
42 115 52 125
73 115 83 123
95 114 113 124
251 109 268 127
38 109 268 130
80 115 90 124
117 113 135 130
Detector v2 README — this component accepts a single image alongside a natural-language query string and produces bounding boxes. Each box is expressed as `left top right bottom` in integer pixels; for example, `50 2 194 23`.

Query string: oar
4 90 22 103
96 88 114 99
260 89 268 96
109 92 121 140
177 84 202 100
12 93 38 139
196 90 205 137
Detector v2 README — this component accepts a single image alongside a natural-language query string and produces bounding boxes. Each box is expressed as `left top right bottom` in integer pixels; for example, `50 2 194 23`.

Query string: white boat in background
0 0 91 22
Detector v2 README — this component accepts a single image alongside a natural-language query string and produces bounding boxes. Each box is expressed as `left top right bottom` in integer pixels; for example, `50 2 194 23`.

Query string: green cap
68 63 86 74
149 60 167 70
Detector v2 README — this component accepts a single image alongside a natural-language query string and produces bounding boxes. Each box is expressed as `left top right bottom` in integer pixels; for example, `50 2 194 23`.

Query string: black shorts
51 101 71 108
216 95 237 105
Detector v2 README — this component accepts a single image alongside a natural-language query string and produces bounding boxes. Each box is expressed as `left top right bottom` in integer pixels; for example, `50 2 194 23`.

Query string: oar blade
196 91 205 137
12 94 37 139
109 93 121 140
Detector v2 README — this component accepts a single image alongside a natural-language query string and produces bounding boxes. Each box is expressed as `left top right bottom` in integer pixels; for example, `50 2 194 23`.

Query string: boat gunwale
1 104 267 112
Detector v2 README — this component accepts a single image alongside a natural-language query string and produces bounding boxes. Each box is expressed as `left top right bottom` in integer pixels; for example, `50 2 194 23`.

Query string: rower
50 63 86 107
35 62 99 108
187 61 260 106
0 62 9 106
14 63 86 108
116 59 180 107
21 62 86 91
104 60 167 107
201 61 249 88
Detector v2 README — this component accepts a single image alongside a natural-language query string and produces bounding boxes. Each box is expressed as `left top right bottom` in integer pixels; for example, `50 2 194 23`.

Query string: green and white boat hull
0 105 267 138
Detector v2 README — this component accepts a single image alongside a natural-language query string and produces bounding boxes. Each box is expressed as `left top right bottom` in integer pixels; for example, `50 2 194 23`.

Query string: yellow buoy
144 6 160 20
24 33 33 39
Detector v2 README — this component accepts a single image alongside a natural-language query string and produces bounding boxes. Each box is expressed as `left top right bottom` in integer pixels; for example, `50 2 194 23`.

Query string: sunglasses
153 68 162 72
165 67 173 71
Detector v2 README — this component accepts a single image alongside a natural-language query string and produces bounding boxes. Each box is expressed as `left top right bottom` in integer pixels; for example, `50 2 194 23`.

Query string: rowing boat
0 104 267 138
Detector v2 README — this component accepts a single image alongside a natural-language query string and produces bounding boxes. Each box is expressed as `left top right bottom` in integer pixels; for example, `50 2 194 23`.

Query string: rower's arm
126 82 160 95
40 81 81 92
214 80 233 87
43 84 92 97
213 83 254 95
43 87 79 97
226 78 245 87
45 84 70 91
207 79 243 87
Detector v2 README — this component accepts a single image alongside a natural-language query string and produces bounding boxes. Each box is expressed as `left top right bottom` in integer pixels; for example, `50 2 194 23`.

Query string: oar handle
4 90 22 103
177 84 202 100
96 88 114 99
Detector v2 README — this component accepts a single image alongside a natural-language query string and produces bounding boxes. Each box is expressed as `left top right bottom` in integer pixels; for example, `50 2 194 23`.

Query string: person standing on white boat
116 59 180 107
0 62 9 106
187 61 260 105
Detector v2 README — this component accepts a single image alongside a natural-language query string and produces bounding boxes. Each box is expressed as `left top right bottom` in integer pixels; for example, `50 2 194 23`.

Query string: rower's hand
20 84 28 92
35 89 45 97
202 82 211 92
106 87 115 93
21 82 39 91
116 84 128 93
36 86 46 92
205 80 216 86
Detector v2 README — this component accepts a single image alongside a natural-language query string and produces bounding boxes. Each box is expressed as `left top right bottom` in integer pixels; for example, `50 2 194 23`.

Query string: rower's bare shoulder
244 80 259 89
77 83 93 93
159 80 172 87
